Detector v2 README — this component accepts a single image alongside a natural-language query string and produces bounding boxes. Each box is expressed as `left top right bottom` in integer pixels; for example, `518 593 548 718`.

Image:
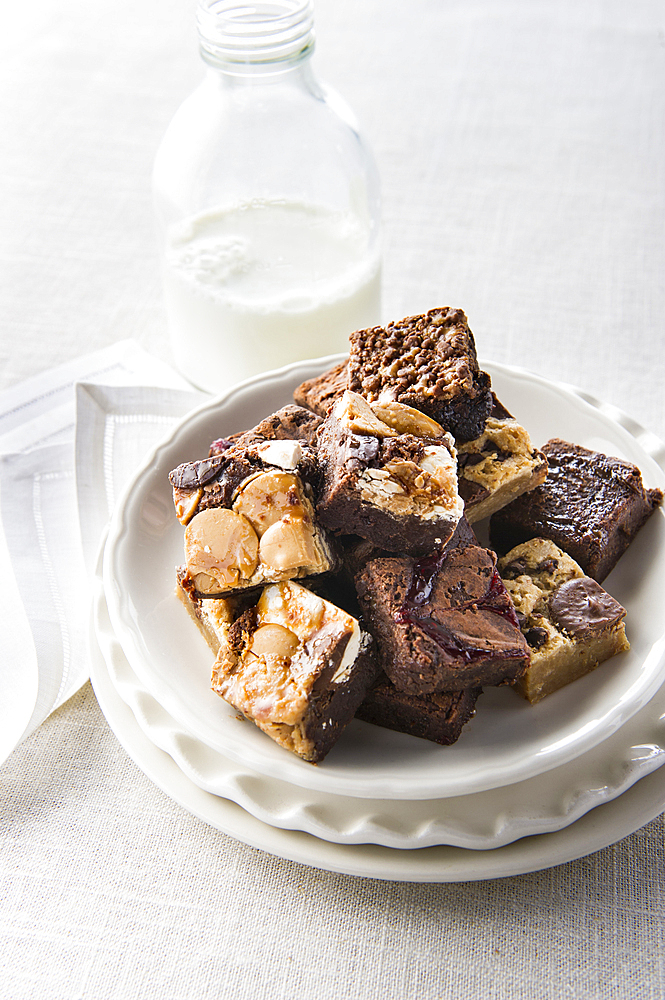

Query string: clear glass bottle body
153 0 381 393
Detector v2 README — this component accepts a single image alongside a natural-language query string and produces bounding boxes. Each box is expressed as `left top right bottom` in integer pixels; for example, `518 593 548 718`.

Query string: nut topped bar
316 390 464 555
170 423 335 597
188 579 378 762
347 308 493 441
178 576 378 762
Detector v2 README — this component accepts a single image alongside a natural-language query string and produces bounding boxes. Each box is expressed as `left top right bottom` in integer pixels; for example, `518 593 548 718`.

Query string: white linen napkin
0 340 207 766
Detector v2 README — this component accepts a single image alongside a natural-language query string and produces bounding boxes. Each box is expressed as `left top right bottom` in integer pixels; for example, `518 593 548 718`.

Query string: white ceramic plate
90 588 665 881
103 357 665 800
94 569 665 849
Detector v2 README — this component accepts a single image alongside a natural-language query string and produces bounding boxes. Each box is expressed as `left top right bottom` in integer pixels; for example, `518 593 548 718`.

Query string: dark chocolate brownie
490 438 663 582
347 308 493 441
315 390 464 556
356 675 481 745
293 362 348 416
355 517 529 694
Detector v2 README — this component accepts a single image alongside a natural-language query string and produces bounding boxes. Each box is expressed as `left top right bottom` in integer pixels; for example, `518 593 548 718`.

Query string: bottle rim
197 0 315 67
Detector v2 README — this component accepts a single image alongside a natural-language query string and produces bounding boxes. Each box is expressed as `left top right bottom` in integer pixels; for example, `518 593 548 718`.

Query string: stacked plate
92 358 665 882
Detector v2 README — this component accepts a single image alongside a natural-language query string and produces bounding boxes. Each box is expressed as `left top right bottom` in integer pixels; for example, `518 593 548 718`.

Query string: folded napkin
0 341 207 766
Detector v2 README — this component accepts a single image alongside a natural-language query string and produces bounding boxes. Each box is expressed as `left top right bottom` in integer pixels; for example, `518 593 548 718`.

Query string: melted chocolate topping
548 577 625 640
169 457 224 489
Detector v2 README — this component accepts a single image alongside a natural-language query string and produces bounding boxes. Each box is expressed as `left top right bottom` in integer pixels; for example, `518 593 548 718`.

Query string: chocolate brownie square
356 675 481 745
316 390 464 556
499 538 629 703
490 438 663 581
293 362 348 417
347 308 493 441
355 517 529 694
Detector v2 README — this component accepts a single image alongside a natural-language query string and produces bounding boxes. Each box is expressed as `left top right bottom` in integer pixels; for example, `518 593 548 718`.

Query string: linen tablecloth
1 1 664 997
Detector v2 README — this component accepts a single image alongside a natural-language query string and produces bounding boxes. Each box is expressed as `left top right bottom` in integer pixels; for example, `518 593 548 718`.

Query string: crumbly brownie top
349 308 479 400
252 405 323 445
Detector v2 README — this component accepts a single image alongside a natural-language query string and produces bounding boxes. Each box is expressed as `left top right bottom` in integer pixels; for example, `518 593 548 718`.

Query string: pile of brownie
169 308 663 763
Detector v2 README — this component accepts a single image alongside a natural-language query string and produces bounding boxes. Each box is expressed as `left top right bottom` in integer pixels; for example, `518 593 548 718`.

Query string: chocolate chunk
457 478 491 507
524 626 548 649
501 558 528 579
489 394 514 420
548 577 626 640
457 452 485 469
169 457 224 489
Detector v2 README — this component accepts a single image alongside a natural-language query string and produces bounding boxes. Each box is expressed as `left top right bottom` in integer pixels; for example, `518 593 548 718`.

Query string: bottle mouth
197 0 315 68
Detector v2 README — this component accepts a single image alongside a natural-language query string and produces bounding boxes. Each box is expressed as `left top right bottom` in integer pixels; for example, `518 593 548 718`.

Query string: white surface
90 575 665 881
95 566 665 851
104 357 665 800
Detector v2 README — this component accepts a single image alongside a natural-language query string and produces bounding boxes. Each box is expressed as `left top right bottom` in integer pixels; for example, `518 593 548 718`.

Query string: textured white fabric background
1 0 665 997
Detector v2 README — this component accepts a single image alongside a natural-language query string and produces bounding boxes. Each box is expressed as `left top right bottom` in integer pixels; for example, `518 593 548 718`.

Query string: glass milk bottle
153 0 381 393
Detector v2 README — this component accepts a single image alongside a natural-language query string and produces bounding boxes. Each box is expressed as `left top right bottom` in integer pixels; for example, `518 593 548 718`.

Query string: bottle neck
197 0 315 76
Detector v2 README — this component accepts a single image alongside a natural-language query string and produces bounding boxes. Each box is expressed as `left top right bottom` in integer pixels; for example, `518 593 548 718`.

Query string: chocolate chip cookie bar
355 518 529 694
316 390 464 556
458 397 548 522
347 308 493 441
490 439 663 581
498 538 629 703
